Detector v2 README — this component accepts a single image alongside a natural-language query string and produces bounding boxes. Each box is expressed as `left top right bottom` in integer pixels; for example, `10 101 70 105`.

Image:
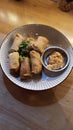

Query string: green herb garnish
19 41 30 57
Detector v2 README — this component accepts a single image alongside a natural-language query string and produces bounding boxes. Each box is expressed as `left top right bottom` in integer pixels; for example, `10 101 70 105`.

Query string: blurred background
0 0 73 46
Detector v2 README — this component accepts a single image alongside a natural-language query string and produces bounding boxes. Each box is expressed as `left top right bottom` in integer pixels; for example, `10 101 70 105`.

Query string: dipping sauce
46 51 64 70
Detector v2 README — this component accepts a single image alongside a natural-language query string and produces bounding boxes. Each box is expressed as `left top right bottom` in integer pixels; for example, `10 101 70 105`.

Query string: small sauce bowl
41 46 70 77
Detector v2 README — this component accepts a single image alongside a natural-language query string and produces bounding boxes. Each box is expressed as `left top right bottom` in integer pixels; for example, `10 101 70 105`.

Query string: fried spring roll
20 57 31 80
10 33 24 52
32 36 49 53
30 50 42 74
9 52 20 75
26 37 36 50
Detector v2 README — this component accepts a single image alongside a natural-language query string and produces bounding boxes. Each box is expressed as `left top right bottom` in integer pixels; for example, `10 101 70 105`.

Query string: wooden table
0 33 73 130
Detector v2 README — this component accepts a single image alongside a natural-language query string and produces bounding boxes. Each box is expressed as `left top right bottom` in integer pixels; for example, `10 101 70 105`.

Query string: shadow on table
0 72 73 130
3 71 73 107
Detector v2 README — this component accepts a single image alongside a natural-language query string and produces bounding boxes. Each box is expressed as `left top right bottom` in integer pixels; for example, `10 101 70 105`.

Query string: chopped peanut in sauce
47 51 64 70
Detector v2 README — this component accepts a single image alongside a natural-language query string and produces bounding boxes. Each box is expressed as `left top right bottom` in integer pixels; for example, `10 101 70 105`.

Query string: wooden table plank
0 33 6 45
0 33 73 130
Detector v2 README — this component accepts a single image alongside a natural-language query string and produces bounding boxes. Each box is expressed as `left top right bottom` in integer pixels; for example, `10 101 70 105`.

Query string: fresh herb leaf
19 41 30 57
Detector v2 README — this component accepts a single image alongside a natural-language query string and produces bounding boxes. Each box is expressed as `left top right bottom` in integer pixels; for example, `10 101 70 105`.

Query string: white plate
0 24 73 90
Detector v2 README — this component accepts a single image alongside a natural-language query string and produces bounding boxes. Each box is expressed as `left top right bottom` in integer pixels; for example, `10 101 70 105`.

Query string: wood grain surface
0 0 73 129
0 33 73 130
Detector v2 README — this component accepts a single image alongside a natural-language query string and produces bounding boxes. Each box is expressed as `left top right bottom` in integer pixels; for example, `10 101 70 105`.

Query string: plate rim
0 24 73 91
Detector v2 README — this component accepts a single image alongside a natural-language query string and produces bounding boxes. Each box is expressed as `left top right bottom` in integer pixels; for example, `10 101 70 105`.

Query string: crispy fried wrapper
10 33 25 52
9 52 20 75
31 36 49 53
20 57 31 80
30 50 42 74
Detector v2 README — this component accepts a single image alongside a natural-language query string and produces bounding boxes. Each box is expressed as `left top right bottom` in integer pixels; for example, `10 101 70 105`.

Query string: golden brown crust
31 36 49 53
9 52 20 75
20 57 31 80
10 33 24 52
30 50 42 74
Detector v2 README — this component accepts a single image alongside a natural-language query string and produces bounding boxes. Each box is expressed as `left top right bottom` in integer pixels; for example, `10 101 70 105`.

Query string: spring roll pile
8 33 49 80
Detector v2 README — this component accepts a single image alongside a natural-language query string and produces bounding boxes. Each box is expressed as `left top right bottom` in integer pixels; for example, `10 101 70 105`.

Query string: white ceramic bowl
41 46 70 77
